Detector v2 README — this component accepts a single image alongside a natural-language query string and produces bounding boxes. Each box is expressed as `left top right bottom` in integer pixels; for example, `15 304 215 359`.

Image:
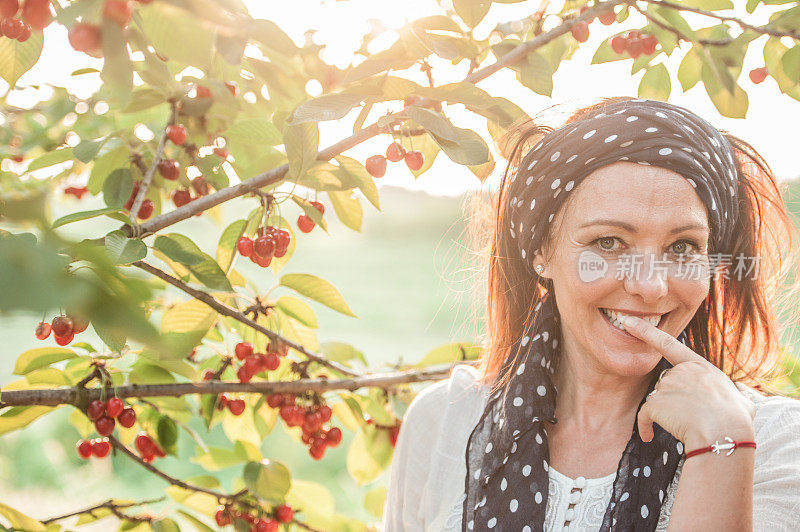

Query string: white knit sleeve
381 379 451 532
752 395 800 532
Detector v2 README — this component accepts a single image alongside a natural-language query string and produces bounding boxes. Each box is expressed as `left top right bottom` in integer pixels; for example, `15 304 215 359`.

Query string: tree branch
41 497 165 525
132 260 360 378
0 361 477 407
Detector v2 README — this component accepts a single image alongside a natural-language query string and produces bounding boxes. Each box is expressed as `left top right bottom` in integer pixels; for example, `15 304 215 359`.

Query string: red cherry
243 356 261 376
236 236 254 257
95 415 115 436
202 369 215 381
118 407 136 428
77 440 92 459
87 400 106 421
165 124 187 145
235 342 254 360
266 394 284 408
404 151 424 171
21 0 50 30
279 405 294 424
641 34 658 55
172 189 192 207
135 433 152 454
1 16 23 39
124 181 140 210
385 142 406 162
254 236 275 257
213 147 229 160
365 155 387 178
749 67 768 84
599 9 617 25
215 508 232 527
310 200 325 215
224 81 238 95
237 365 252 383
297 215 315 233
91 438 111 458
318 405 332 422
0 0 19 19
54 331 75 346
16 21 31 41
252 253 271 267
228 398 245 416
70 313 90 333
275 504 294 523
35 321 51 340
137 199 154 220
578 5 594 23
196 85 212 99
51 315 73 337
309 440 326 460
291 406 306 427
273 229 290 252
325 427 342 446
106 397 124 419
68 23 102 55
570 20 590 43
263 352 280 371
611 35 627 54
102 0 132 28
157 159 180 181
389 425 400 446
191 176 210 196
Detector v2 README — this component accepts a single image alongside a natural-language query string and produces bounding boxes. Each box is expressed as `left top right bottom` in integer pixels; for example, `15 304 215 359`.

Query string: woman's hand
620 315 756 449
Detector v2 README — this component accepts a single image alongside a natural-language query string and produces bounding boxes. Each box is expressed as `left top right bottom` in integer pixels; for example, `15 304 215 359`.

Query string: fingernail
621 315 637 328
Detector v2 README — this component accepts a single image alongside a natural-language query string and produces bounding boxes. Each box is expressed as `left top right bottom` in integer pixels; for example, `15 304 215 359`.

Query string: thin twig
41 497 164 524
133 260 360 377
0 361 476 407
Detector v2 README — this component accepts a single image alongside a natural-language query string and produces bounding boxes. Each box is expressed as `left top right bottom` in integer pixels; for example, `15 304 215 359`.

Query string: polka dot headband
463 99 739 532
506 98 740 273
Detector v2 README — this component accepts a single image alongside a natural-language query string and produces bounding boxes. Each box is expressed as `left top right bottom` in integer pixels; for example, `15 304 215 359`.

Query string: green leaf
332 156 381 210
518 52 555 96
677 47 703 91
327 190 362 231
139 2 214 69
0 502 46 532
285 480 336 529
152 518 181 532
157 415 179 456
52 207 124 229
74 137 109 164
0 28 43 88
364 486 388 519
276 296 318 328
0 406 54 436
225 119 282 146
701 56 748 118
320 341 366 366
27 148 74 172
291 93 364 124
177 511 216 532
250 19 298 56
105 230 147 265
87 145 129 194
100 19 134 105
414 342 482 368
347 426 394 485
13 347 78 375
243 460 292 501
154 234 232 291
284 121 319 180
217 219 246 273
427 126 489 166
453 0 491 27
102 168 133 208
638 63 671 101
404 106 458 142
92 320 127 352
280 273 357 317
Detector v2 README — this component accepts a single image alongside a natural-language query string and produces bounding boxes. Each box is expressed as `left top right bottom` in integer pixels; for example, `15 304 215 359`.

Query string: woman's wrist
683 415 755 451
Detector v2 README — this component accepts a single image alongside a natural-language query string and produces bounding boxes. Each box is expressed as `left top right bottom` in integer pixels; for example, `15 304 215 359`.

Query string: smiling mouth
600 308 667 332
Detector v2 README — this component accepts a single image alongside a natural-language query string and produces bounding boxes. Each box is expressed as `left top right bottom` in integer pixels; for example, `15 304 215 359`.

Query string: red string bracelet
685 436 757 459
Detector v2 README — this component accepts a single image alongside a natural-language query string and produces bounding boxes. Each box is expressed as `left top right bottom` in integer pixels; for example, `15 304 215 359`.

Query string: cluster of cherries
214 504 294 530
87 397 136 436
217 393 246 416
135 432 166 463
366 417 402 447
365 141 423 178
35 313 89 346
0 0 50 43
570 5 618 42
68 0 149 57
235 225 292 267
268 394 342 460
76 437 111 459
609 29 659 58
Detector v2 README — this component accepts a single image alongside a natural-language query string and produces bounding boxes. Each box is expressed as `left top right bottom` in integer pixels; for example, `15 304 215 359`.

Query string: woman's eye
670 240 701 255
593 237 620 253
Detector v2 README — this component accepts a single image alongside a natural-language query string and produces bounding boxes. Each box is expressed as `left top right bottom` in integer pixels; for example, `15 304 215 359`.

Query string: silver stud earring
535 264 544 274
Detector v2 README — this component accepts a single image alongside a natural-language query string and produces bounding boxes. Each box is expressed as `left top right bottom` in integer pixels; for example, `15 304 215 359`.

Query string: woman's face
534 161 712 378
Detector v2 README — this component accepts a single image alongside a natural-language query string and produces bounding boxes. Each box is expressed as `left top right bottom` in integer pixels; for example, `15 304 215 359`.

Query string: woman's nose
620 252 669 302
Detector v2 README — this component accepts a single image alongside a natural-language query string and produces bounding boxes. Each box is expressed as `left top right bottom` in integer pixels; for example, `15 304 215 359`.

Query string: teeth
601 308 662 331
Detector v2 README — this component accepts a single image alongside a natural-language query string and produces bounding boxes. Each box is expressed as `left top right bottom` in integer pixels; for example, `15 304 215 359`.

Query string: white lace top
381 364 800 531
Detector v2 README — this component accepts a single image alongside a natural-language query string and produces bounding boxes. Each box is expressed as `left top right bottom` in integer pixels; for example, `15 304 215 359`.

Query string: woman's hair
465 95 800 399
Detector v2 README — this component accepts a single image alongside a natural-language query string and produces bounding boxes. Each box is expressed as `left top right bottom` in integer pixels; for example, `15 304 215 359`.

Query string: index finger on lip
620 315 703 366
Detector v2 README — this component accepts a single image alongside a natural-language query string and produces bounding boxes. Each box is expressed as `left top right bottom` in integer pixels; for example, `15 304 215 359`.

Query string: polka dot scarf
462 99 740 531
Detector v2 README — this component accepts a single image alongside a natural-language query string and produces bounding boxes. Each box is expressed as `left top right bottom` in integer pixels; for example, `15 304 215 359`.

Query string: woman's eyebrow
578 218 710 234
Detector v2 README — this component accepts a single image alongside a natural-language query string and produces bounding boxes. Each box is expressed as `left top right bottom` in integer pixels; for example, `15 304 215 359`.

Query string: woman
382 96 800 531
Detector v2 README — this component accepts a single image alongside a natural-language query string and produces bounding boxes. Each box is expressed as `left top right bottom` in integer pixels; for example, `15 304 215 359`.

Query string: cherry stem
40 497 165 525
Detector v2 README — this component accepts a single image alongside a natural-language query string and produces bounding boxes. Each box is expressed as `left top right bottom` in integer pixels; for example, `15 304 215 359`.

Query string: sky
4 0 799 197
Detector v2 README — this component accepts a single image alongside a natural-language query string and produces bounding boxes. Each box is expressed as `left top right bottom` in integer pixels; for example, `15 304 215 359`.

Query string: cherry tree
1 0 799 529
